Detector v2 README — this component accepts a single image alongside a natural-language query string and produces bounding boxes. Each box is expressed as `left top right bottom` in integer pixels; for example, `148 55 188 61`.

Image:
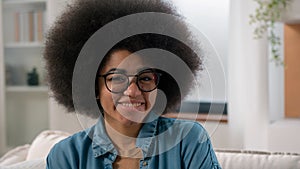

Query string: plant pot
280 0 300 24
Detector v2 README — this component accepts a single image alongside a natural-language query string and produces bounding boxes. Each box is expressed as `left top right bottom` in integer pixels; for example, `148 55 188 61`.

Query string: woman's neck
104 115 142 137
104 119 143 158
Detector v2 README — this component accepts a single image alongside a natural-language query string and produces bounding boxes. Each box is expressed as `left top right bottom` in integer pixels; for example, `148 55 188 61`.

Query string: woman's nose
123 78 141 97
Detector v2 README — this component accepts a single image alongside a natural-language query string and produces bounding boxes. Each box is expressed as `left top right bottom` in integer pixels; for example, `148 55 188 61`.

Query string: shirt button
142 161 148 166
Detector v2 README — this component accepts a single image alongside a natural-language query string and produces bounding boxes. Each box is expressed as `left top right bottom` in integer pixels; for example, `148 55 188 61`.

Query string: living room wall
46 0 300 154
172 0 229 102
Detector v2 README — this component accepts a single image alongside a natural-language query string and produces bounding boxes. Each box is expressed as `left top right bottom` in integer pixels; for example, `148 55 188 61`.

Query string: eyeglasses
98 68 161 93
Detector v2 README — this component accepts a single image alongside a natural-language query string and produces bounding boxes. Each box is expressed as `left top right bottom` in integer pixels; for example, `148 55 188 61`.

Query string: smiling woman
43 0 221 168
98 50 157 129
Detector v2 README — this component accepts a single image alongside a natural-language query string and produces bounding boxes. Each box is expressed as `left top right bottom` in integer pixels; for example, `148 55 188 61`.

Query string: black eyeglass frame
98 68 162 93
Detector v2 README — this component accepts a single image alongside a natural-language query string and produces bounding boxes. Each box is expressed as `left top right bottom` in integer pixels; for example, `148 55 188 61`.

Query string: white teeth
121 103 142 107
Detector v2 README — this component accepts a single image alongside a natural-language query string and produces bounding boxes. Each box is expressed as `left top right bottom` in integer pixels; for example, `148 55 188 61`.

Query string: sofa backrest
215 149 300 169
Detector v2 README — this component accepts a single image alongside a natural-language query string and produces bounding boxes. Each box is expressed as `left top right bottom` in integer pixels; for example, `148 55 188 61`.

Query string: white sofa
0 130 69 169
1 130 300 169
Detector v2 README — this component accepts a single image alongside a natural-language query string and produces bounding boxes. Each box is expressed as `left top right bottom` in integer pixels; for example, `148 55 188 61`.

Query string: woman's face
98 50 157 126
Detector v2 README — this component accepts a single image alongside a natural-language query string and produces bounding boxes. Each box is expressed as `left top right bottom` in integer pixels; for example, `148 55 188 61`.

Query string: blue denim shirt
47 117 221 169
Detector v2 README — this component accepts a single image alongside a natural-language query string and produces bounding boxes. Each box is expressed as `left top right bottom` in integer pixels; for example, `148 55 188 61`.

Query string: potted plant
249 0 292 65
281 0 300 23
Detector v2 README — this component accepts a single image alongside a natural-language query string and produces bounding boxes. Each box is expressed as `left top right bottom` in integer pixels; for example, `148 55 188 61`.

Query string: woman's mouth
120 102 143 107
117 101 146 112
115 101 148 123
116 99 147 114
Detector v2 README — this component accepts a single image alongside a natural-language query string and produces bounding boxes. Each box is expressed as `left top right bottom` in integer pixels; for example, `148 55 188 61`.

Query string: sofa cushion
26 130 71 161
215 149 300 169
0 158 45 169
0 144 30 166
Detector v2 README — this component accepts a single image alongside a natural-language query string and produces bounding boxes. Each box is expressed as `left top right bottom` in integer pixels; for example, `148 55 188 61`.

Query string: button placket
142 161 148 166
140 159 149 169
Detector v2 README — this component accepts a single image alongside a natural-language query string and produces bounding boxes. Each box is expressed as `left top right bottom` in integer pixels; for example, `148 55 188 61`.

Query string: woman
44 0 221 168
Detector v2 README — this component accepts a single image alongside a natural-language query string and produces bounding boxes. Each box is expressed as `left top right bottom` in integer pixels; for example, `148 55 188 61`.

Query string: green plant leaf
249 0 292 65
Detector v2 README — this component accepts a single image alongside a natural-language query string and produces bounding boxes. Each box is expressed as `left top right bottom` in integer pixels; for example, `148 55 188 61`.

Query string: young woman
44 0 221 168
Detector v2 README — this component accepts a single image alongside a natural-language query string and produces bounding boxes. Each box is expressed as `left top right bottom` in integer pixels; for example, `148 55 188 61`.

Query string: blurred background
0 0 299 156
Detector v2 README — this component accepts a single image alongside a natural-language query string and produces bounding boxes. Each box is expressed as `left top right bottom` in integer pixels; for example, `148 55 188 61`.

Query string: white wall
203 122 230 149
268 119 300 153
172 0 229 102
268 23 285 122
170 1 231 149
0 2 6 155
48 97 82 134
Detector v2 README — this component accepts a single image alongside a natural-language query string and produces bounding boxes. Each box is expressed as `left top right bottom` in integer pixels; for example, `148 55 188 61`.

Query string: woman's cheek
147 90 157 110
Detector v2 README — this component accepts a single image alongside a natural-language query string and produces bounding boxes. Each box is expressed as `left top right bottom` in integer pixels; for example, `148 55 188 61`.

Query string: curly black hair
44 0 202 118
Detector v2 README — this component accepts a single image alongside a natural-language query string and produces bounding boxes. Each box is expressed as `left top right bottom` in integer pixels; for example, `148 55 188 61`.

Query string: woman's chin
116 105 149 121
118 112 148 124
118 117 140 126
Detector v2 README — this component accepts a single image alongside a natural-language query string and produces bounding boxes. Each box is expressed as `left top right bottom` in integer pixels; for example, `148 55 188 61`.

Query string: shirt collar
136 116 158 157
90 117 117 157
90 113 159 158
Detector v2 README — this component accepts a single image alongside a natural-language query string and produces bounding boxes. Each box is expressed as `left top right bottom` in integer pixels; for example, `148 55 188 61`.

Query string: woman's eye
139 73 156 82
107 75 127 83
140 76 152 81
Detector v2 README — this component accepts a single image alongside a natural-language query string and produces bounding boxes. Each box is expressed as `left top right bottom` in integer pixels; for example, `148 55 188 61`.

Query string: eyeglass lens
105 71 159 93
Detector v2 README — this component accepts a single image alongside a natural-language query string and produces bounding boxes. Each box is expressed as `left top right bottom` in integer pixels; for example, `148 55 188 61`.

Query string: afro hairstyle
43 0 202 118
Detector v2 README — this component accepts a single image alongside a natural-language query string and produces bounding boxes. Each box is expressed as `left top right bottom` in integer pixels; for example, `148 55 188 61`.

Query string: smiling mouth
120 103 143 107
116 101 146 112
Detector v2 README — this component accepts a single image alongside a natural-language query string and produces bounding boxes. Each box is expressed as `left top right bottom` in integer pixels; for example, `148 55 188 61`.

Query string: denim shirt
46 117 221 169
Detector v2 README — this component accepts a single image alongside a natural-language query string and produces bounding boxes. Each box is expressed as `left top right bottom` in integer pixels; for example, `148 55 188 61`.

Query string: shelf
4 42 44 49
6 86 48 93
3 0 46 5
1 0 49 155
270 118 300 126
163 113 228 123
3 0 46 11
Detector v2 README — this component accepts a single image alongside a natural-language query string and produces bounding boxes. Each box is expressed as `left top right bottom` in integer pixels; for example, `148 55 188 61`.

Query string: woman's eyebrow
106 68 126 74
105 67 153 74
137 66 152 72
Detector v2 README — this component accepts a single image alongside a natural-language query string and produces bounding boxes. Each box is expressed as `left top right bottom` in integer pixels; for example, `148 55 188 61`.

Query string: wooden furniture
284 24 300 118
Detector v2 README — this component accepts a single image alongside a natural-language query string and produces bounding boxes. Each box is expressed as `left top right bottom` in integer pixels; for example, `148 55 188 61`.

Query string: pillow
0 144 30 166
215 149 300 169
26 130 71 161
0 158 45 169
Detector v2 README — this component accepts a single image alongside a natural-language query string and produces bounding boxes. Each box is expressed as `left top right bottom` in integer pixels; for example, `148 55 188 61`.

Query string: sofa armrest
26 130 71 161
0 144 30 166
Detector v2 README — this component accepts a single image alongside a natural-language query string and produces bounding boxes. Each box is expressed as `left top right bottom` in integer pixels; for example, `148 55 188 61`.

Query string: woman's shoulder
49 128 94 155
62 129 90 143
46 129 95 167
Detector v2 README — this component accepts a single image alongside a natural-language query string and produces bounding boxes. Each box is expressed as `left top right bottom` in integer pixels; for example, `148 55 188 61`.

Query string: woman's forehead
101 50 150 73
